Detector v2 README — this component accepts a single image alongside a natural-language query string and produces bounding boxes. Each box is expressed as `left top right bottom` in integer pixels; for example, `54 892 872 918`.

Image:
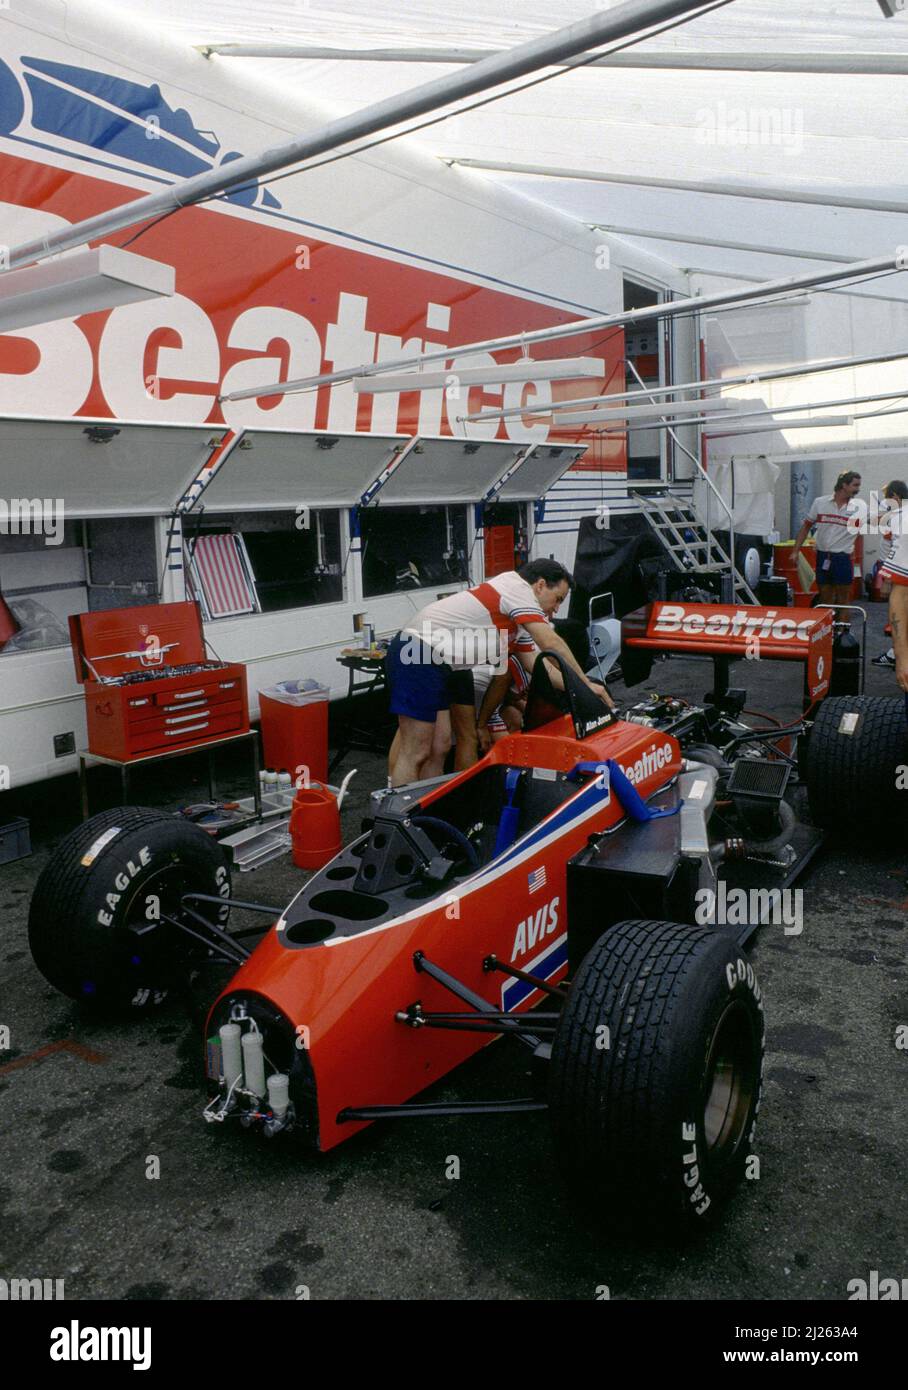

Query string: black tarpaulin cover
568 514 665 624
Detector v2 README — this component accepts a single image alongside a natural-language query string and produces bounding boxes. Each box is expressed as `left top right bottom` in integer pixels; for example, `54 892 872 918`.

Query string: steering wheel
410 815 480 870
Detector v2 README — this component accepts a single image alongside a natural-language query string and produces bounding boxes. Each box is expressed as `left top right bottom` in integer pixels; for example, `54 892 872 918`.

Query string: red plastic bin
259 687 328 783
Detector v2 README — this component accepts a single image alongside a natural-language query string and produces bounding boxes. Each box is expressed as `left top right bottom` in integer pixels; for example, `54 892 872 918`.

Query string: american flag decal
528 865 547 894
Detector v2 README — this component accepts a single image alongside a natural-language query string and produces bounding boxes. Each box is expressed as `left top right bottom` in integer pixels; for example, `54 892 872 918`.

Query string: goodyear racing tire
28 807 231 1011
549 919 764 1235
805 695 908 834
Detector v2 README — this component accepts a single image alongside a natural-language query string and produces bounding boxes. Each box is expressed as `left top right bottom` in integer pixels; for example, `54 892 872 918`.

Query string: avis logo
511 895 560 959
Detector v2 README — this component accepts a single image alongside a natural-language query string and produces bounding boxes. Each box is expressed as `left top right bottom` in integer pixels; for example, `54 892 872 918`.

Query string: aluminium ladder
631 488 758 605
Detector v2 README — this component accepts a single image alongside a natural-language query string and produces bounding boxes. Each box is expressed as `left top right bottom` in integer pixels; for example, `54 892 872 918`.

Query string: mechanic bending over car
475 630 549 751
387 628 536 780
385 559 614 787
791 469 866 619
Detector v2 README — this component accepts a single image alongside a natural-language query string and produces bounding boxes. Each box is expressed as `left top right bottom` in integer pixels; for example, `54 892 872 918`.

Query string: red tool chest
69 601 249 761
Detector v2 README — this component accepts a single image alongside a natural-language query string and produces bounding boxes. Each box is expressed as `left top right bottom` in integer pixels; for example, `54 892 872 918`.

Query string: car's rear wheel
805 694 908 834
549 919 764 1235
28 807 231 1011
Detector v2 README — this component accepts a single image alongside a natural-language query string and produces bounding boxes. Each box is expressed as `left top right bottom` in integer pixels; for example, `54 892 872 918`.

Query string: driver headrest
524 650 613 739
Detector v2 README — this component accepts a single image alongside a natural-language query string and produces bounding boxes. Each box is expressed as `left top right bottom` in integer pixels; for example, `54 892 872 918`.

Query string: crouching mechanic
386 559 613 786
880 498 908 715
474 632 536 750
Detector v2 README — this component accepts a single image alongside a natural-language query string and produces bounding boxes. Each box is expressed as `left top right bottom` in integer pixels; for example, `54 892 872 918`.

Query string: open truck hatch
187 428 409 511
0 415 226 518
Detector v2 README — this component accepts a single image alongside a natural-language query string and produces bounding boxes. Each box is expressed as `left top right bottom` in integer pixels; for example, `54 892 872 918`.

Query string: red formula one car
29 607 908 1234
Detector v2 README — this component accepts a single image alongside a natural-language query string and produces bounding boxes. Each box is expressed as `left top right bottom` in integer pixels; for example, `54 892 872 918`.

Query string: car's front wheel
549 918 764 1235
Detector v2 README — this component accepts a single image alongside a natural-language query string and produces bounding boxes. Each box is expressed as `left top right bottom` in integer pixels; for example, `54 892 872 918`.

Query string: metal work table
78 729 261 821
328 651 393 776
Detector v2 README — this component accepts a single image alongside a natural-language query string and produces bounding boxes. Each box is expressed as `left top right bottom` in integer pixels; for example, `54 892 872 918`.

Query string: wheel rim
742 547 762 587
118 863 210 977
702 1001 758 1154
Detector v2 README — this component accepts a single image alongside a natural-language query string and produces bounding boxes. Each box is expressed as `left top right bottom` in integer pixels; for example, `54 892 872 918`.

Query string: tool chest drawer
126 679 242 720
129 699 244 737
126 707 246 754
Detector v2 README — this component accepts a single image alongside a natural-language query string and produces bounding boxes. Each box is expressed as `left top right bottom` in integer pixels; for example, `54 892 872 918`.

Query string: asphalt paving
1 598 905 1301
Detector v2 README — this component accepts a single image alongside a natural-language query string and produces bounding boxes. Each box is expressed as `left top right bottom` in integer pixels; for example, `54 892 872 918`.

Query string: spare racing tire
29 807 231 1011
805 694 908 834
549 919 764 1235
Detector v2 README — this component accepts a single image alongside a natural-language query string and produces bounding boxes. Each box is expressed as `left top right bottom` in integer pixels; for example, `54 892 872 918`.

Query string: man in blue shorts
792 470 866 619
385 559 612 786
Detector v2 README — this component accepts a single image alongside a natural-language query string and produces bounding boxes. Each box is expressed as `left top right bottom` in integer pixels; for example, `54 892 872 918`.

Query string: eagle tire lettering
28 808 232 1010
96 845 153 926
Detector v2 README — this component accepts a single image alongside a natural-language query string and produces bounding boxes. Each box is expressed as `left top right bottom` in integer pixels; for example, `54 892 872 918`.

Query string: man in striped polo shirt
386 558 612 786
792 470 866 618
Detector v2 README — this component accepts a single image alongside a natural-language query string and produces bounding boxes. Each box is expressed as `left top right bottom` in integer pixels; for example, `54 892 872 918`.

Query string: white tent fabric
116 0 908 295
107 0 908 478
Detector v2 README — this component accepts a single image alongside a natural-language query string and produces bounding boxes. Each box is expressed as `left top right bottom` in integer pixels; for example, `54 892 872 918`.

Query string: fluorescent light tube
554 399 735 425
352 357 605 393
0 246 174 333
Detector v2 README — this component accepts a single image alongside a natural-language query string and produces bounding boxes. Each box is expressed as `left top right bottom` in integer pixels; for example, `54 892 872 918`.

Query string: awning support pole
222 252 908 404
462 350 908 424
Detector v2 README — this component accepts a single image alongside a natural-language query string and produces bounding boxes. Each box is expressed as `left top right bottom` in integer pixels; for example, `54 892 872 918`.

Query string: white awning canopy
0 420 587 522
193 431 581 511
118 0 908 298
0 417 225 518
